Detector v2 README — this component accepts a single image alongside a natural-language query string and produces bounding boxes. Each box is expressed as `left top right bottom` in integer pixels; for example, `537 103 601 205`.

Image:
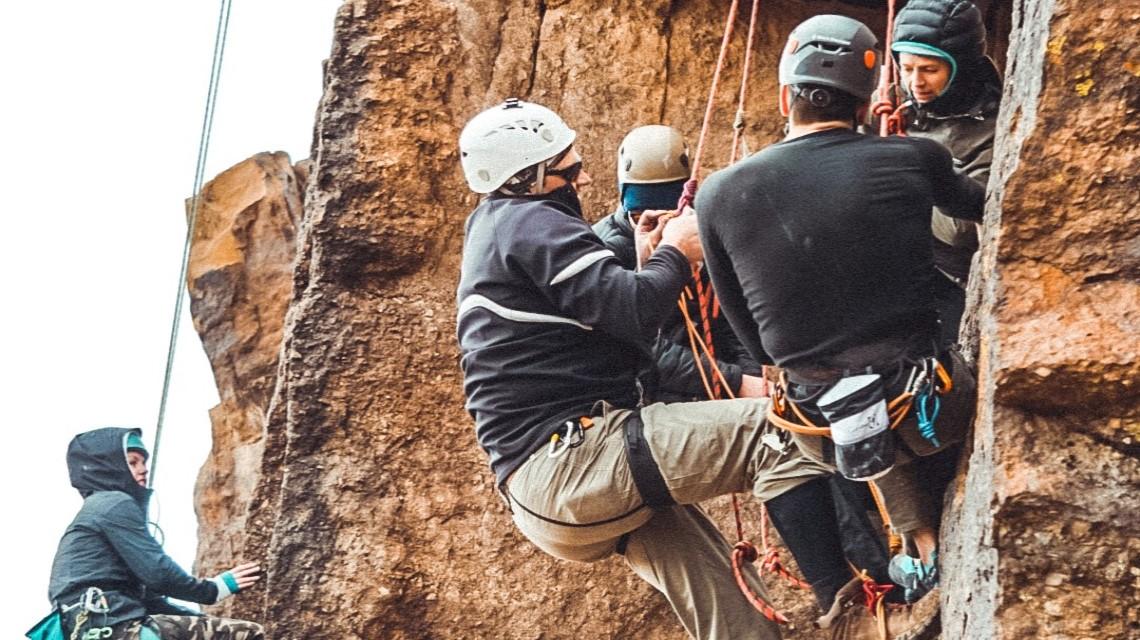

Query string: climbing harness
765 357 953 441
64 588 112 640
150 0 235 489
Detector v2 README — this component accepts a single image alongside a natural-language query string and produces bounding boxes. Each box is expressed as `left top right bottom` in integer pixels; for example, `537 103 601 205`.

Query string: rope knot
860 575 895 612
676 178 699 212
734 540 759 563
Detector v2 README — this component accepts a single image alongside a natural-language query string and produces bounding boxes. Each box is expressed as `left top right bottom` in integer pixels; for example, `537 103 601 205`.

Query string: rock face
180 0 1136 638
185 152 306 594
940 1 1140 638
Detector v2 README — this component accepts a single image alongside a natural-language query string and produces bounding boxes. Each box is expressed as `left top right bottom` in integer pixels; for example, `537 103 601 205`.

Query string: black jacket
593 208 760 401
457 194 691 484
48 428 218 628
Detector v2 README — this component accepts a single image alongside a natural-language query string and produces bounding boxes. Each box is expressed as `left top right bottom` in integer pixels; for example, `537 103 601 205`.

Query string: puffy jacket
48 428 218 628
904 60 1000 283
458 194 691 484
894 0 1002 284
593 208 760 401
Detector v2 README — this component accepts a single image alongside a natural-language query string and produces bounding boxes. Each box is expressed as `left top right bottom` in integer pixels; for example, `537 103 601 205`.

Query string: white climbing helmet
459 98 577 194
616 125 691 187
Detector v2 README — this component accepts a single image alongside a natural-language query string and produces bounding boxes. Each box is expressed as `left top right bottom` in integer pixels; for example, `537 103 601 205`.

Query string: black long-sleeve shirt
696 128 984 371
457 194 691 484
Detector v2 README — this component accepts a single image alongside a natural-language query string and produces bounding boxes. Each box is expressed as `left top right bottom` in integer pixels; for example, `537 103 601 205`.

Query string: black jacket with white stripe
457 193 691 485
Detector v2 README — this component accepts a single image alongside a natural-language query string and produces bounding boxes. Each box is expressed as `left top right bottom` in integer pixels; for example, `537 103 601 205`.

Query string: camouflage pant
112 615 264 640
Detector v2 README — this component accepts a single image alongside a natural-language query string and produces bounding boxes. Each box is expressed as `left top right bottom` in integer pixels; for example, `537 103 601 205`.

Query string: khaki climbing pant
99 615 264 640
506 397 831 640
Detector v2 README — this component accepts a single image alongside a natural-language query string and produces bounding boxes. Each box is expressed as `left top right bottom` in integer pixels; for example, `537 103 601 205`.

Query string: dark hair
788 84 863 125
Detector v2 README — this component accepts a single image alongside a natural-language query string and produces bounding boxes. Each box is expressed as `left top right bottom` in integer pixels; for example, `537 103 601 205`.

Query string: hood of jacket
67 427 151 505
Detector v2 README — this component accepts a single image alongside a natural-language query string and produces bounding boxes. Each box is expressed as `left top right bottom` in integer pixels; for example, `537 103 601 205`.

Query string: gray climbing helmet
778 15 881 99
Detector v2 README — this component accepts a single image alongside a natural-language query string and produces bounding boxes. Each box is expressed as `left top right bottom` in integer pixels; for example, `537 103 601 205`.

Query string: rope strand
150 0 234 489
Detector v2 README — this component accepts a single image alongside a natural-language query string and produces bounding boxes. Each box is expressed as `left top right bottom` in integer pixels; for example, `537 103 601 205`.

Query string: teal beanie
126 432 149 458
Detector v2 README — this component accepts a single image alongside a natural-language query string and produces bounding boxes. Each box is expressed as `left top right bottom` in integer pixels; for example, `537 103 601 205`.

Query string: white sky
0 1 342 634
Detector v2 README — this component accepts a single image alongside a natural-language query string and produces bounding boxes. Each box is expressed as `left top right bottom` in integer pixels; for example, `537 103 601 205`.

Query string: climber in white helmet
456 98 835 640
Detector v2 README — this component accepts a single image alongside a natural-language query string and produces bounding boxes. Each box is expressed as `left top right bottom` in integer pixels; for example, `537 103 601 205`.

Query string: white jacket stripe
458 294 593 331
549 249 615 286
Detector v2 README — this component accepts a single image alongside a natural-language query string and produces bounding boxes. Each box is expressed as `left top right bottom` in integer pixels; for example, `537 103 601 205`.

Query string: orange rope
732 542 791 624
868 481 903 554
688 0 740 184
672 0 802 623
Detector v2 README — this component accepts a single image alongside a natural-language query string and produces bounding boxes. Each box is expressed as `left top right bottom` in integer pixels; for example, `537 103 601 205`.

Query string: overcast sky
0 1 341 634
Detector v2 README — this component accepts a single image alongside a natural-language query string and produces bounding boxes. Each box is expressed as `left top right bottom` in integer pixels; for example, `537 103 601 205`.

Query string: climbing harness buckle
81 588 109 614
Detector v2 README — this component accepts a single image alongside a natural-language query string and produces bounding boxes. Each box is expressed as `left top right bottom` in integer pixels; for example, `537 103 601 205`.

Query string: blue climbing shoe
888 551 939 603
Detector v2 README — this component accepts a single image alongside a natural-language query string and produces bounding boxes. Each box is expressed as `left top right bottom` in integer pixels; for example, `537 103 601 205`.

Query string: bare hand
660 208 703 265
737 374 768 398
634 209 677 269
227 562 262 590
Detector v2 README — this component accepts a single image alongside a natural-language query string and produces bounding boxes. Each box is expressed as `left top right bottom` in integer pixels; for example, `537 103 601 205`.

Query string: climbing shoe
818 576 941 640
888 551 939 603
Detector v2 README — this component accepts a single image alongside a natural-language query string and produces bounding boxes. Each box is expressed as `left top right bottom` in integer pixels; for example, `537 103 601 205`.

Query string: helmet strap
531 162 547 195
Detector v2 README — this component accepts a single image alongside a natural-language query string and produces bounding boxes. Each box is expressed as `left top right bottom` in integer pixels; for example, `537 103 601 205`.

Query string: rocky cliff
186 0 1137 638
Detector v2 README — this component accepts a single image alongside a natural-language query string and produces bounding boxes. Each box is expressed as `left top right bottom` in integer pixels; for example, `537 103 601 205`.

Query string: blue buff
621 180 687 213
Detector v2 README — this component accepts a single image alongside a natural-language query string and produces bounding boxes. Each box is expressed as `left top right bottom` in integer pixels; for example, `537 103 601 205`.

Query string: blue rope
915 383 942 448
150 0 234 490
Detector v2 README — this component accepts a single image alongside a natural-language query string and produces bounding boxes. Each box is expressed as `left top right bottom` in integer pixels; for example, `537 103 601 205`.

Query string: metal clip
548 420 585 458
761 431 790 455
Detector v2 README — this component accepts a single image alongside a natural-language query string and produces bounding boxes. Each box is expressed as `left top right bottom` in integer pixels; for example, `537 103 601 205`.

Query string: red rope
673 0 793 624
732 542 791 624
862 575 896 611
873 0 908 137
758 504 811 590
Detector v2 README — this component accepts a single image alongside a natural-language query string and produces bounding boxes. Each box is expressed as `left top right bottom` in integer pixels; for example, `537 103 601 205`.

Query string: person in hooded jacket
892 0 1002 347
45 427 264 640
